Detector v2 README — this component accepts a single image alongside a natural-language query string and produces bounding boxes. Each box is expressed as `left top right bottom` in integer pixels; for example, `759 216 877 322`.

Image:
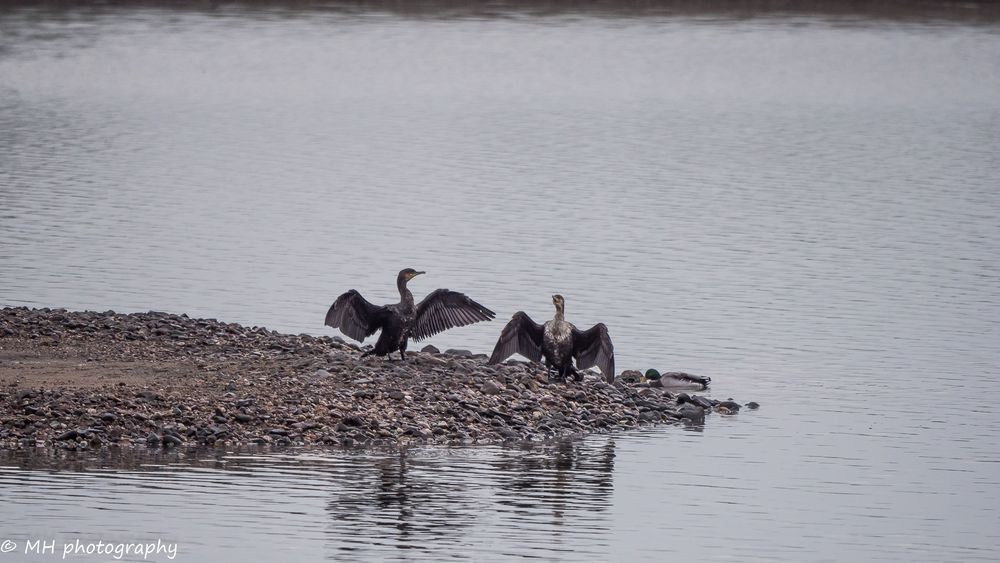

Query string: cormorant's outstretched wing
488 311 544 364
324 290 390 342
572 323 615 383
412 289 496 341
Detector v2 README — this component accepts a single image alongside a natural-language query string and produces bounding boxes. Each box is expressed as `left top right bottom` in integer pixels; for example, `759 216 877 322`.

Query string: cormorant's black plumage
325 269 494 360
488 294 615 383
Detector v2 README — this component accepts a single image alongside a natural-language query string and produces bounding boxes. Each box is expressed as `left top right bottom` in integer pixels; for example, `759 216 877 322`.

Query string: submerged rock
716 400 741 414
676 403 705 424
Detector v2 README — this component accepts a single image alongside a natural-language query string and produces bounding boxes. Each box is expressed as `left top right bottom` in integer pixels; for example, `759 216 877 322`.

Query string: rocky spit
0 307 756 451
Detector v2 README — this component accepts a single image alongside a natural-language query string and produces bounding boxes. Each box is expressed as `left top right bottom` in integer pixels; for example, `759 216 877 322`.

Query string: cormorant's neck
397 277 414 306
553 304 565 321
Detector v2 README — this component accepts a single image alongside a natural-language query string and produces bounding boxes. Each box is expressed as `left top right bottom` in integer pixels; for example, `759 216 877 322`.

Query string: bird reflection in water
324 449 478 553
323 438 616 555
1 440 619 558
491 438 615 531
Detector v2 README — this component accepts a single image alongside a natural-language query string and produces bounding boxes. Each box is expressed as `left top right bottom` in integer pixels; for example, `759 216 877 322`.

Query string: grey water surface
1 1 999 561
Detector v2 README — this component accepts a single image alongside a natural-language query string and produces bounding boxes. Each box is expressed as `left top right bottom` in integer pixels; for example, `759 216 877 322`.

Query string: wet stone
55 430 79 441
342 415 364 427
404 426 426 438
161 434 183 447
620 370 642 383
677 404 705 424
717 400 741 413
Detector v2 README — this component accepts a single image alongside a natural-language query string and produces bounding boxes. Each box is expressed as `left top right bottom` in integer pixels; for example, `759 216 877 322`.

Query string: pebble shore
0 307 755 451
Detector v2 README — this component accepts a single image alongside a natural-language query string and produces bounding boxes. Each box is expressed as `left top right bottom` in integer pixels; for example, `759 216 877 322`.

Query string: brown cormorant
324 268 495 360
488 294 615 383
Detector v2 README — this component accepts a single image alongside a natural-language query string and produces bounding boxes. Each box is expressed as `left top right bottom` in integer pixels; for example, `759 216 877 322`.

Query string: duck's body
656 371 711 390
325 269 494 360
489 294 615 383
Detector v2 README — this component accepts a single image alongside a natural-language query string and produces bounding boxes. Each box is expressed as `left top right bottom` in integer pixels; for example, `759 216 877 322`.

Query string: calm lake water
2 1 1000 561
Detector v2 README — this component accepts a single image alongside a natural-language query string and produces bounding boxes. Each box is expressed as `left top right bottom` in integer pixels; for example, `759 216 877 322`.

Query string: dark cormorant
488 294 615 383
324 268 495 360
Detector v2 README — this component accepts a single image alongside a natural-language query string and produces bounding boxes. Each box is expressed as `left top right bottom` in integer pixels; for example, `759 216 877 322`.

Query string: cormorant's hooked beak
410 270 426 280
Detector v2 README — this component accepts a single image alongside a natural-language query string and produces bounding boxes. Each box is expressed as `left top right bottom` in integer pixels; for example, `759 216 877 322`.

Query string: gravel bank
0 307 755 451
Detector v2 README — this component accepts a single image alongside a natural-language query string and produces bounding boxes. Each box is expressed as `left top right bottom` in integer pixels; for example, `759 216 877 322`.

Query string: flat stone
403 426 426 438
620 370 643 383
161 434 184 447
342 415 364 427
498 427 520 440
55 430 79 441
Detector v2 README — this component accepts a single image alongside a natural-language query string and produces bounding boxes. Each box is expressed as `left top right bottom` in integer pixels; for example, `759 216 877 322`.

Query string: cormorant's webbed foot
399 350 406 361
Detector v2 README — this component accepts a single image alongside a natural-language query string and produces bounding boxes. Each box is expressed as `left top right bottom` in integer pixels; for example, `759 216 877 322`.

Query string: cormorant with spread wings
325 268 495 360
489 294 615 383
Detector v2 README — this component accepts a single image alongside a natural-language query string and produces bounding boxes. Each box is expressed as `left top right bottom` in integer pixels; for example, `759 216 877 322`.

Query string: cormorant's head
398 268 425 283
552 294 565 310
